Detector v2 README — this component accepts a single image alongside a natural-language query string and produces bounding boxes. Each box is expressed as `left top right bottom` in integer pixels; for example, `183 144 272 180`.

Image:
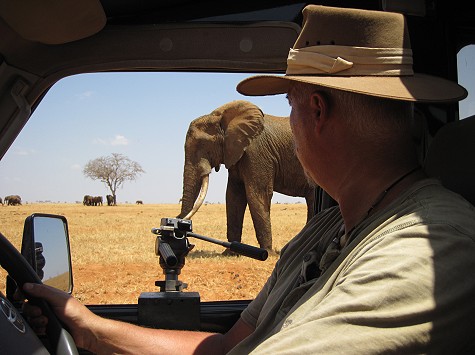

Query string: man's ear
310 91 330 134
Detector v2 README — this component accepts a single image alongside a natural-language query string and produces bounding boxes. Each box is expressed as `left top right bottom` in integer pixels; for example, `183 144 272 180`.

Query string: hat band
286 45 414 76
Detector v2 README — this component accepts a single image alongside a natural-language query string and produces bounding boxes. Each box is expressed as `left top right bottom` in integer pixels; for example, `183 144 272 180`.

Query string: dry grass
0 203 307 304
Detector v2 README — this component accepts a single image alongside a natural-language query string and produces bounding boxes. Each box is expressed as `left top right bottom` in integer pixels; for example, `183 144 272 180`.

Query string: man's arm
22 283 254 354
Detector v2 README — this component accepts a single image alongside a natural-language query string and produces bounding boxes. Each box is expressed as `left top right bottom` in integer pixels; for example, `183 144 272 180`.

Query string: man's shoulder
409 178 475 237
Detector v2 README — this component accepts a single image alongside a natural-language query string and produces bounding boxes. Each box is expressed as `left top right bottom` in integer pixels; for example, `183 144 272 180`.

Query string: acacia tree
83 153 145 205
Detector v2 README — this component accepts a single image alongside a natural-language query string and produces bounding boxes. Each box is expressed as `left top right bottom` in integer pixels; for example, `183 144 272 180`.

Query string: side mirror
21 213 73 293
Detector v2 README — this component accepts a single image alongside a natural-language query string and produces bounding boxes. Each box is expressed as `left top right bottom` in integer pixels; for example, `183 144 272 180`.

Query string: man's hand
22 283 97 350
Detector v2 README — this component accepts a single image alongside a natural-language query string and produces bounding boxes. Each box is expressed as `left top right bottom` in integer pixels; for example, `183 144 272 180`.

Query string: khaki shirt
229 179 475 354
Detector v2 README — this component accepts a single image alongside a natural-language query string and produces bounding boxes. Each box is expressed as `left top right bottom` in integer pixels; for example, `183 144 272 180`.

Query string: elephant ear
219 100 265 168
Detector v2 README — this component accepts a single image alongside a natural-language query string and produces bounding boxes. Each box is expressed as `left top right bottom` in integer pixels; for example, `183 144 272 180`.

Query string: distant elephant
177 100 317 252
136 200 143 204
106 194 115 206
83 195 93 206
5 194 22 206
0 197 3 205
92 196 103 206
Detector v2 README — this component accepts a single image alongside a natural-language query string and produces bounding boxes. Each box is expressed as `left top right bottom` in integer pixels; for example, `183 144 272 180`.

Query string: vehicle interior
1 0 474 353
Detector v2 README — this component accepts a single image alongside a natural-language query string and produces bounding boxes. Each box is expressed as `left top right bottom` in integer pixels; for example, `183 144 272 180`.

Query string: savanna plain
0 203 308 303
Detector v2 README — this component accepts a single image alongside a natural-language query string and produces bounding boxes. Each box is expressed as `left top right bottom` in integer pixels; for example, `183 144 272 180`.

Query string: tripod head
152 218 194 291
151 217 268 292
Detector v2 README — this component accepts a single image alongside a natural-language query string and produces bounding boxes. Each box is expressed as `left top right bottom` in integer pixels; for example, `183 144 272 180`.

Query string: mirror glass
31 216 73 293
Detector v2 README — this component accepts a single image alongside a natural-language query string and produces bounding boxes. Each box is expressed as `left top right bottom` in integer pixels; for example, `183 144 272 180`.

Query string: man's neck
336 164 424 234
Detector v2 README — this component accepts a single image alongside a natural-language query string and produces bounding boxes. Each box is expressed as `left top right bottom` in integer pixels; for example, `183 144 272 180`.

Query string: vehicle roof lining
99 1 308 23
0 20 300 77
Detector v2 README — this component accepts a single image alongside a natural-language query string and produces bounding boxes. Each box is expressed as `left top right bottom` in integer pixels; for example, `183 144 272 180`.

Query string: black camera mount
151 217 268 292
138 217 268 330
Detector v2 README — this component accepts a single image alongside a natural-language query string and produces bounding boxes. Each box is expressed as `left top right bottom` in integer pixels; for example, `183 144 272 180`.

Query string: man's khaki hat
237 5 467 103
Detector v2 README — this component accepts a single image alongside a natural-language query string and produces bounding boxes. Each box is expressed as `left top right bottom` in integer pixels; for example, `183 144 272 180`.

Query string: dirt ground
72 260 272 304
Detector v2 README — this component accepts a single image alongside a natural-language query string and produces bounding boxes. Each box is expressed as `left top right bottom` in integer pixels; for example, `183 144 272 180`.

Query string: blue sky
2 45 474 204
0 72 297 204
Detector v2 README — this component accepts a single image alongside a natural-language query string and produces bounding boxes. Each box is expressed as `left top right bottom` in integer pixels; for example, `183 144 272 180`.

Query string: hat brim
237 73 467 103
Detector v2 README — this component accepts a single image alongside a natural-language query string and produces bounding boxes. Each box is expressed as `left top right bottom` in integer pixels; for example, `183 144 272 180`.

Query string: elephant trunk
183 174 209 219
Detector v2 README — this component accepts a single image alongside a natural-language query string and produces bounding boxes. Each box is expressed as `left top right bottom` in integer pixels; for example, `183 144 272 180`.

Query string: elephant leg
225 177 247 244
246 186 273 252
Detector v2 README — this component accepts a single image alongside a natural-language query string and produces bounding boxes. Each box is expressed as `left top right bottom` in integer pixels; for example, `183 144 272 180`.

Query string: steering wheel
0 231 78 354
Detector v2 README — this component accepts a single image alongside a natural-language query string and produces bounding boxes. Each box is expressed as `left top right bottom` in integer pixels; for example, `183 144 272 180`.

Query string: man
23 5 475 354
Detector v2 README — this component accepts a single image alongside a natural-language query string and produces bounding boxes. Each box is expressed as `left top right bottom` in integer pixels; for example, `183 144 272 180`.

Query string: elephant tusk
184 174 209 219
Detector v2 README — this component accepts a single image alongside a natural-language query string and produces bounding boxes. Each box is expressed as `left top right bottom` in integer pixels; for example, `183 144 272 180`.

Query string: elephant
0 197 2 205
92 196 103 206
83 195 102 206
83 195 93 206
136 200 143 205
106 194 115 206
4 195 22 206
177 100 317 252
